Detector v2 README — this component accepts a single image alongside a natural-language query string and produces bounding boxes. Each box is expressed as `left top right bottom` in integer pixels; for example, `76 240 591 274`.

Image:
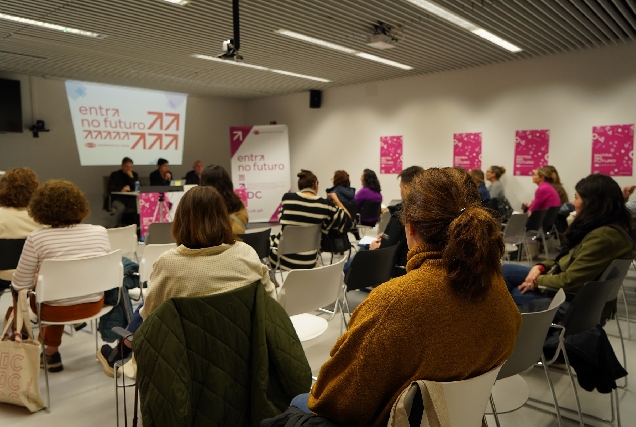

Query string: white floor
2 237 636 426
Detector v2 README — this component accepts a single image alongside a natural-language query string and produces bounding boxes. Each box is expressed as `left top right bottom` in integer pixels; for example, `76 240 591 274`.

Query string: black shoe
73 322 87 331
40 352 64 372
97 343 131 378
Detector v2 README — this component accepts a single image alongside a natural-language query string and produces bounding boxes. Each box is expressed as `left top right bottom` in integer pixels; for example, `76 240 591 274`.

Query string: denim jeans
127 303 144 333
290 393 311 414
502 263 544 305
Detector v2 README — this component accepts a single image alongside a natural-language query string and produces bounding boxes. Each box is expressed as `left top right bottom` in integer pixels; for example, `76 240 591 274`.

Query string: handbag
0 289 46 412
388 380 452 427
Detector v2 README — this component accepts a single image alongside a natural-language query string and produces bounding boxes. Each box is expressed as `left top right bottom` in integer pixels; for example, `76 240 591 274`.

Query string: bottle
134 180 140 192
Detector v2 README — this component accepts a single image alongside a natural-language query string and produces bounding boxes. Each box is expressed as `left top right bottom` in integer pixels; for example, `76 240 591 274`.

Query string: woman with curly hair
200 164 248 234
292 167 520 426
326 170 356 206
0 167 43 291
355 168 383 226
11 180 111 372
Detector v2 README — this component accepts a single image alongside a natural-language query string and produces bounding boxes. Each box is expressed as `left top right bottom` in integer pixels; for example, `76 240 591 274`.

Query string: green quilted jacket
133 281 312 427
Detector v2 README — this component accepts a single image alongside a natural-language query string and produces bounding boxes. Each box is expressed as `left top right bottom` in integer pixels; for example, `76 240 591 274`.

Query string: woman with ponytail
296 167 521 427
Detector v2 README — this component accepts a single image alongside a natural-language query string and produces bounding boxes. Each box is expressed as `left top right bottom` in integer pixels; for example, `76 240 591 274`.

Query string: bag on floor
0 289 46 412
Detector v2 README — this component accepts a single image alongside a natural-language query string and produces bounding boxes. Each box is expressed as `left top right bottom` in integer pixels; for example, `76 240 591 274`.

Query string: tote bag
0 289 46 412
387 380 452 427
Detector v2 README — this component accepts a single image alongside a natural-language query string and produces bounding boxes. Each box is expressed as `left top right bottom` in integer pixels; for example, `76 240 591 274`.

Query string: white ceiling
1 0 635 99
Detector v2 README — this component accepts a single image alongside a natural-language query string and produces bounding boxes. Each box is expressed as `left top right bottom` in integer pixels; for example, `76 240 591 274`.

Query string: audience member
356 166 424 277
0 167 42 292
486 165 506 198
98 186 274 376
355 168 382 226
623 185 636 218
200 164 248 234
504 174 635 306
523 167 561 214
269 170 351 270
325 170 355 206
469 168 491 202
11 180 111 372
107 157 139 226
545 165 569 203
184 160 204 185
292 167 520 426
149 158 172 186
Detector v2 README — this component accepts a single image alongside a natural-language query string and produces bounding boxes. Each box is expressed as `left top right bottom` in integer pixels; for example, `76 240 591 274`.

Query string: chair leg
615 316 628 388
94 319 99 357
542 233 549 260
115 365 120 427
561 342 584 427
541 353 563 427
614 387 621 427
489 395 501 427
38 305 51 412
620 283 631 340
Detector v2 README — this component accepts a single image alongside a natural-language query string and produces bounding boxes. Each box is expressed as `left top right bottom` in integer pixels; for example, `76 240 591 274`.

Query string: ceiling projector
366 33 397 49
218 39 243 61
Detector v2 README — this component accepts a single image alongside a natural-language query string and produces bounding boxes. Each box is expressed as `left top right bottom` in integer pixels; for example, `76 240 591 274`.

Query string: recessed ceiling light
0 13 106 39
275 29 414 70
274 30 357 54
191 54 331 82
162 0 190 4
403 0 522 53
355 53 413 70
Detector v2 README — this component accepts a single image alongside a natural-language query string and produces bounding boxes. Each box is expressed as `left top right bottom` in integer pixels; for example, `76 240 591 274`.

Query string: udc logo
85 143 96 148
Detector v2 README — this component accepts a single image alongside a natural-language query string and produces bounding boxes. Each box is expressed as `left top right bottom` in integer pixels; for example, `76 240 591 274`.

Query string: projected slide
65 81 187 166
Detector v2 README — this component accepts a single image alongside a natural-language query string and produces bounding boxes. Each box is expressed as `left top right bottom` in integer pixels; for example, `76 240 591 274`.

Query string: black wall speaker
309 90 322 109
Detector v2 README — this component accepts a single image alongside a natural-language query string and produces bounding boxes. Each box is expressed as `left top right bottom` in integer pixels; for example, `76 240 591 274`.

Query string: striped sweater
11 224 112 305
269 192 351 270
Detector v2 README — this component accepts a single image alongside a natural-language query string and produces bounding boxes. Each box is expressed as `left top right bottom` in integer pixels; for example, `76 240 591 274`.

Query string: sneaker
97 343 131 378
40 352 64 372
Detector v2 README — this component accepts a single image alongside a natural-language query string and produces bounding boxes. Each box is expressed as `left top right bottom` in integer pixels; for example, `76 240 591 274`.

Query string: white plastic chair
106 224 138 260
277 258 345 341
388 365 502 427
34 250 124 410
145 222 174 244
274 224 323 282
128 243 176 301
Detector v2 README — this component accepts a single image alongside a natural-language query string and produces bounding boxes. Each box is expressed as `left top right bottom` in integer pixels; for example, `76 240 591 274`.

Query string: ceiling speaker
310 90 322 109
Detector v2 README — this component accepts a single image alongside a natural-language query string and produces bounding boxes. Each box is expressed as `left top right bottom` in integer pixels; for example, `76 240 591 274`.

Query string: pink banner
380 135 403 174
453 133 482 170
514 130 550 176
139 193 172 239
591 124 634 176
234 187 248 208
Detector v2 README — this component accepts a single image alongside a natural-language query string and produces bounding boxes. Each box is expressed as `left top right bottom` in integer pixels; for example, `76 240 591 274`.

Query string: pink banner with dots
514 130 550 176
380 135 403 174
453 132 482 170
591 124 634 176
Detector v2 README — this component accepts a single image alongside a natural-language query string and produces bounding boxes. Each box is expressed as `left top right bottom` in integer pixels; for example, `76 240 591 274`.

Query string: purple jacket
529 181 561 212
355 187 383 222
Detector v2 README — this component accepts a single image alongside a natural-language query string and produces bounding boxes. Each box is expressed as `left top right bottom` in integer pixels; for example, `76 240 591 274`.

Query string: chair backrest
396 365 502 427
541 206 561 231
145 222 175 244
498 289 565 379
36 250 123 303
377 210 391 234
106 224 138 258
598 258 632 303
278 259 345 316
359 201 382 220
237 228 271 260
561 274 623 336
278 224 322 256
343 203 358 218
0 238 26 270
525 209 546 232
345 244 398 291
140 243 176 286
503 213 528 239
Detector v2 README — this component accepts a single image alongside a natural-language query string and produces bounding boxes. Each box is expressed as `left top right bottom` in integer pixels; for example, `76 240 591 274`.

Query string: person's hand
518 265 542 294
369 235 382 250
121 185 131 192
326 192 340 203
164 172 172 181
623 185 636 199
126 170 134 178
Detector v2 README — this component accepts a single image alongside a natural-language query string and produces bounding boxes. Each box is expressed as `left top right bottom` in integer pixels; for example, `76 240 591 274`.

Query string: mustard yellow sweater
309 243 521 427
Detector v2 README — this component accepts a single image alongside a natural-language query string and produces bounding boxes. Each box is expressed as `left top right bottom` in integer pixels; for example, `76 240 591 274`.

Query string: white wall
0 74 246 223
245 42 636 210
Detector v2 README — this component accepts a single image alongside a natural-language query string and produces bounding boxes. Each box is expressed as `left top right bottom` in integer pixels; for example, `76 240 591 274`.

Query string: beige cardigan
140 241 274 319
